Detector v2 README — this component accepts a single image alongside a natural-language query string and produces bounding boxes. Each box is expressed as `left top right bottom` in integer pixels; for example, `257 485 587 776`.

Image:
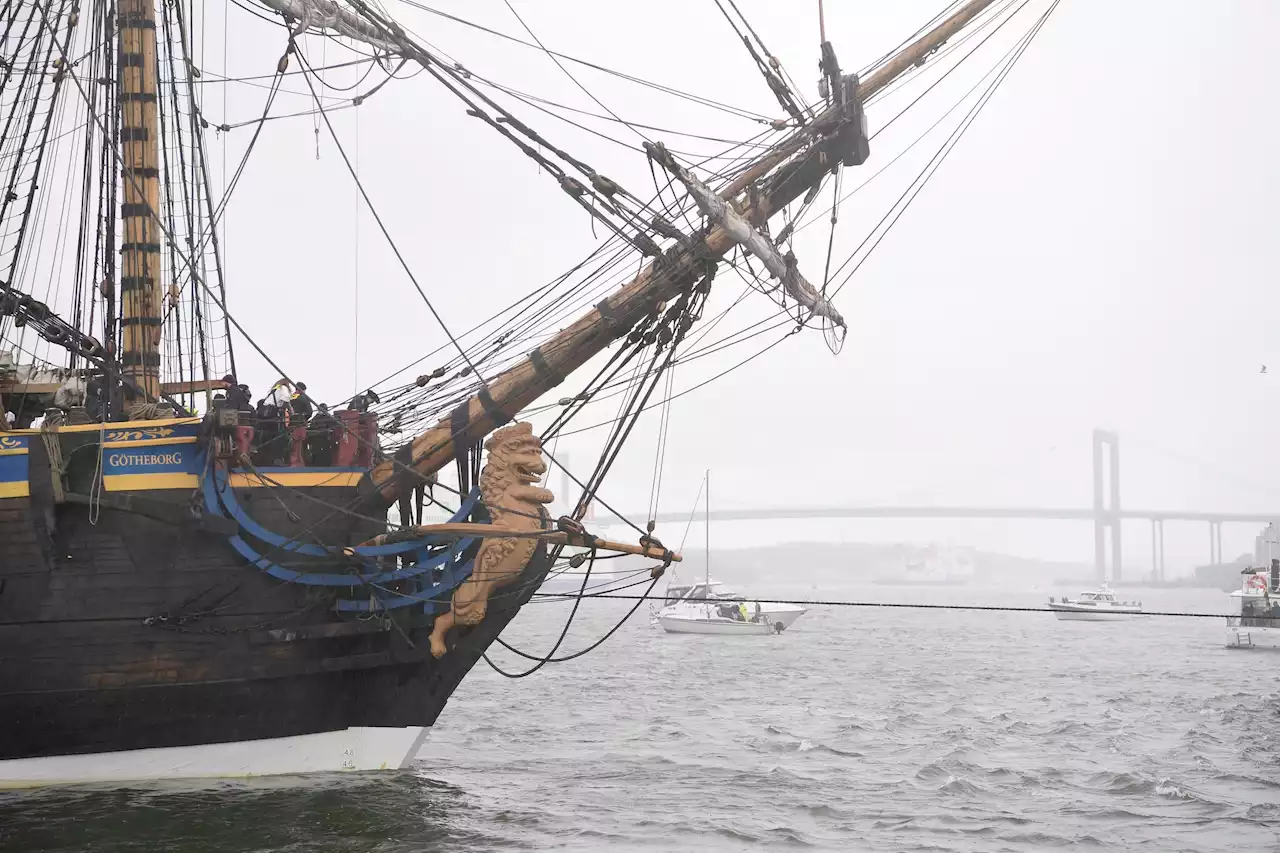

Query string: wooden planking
160 378 229 396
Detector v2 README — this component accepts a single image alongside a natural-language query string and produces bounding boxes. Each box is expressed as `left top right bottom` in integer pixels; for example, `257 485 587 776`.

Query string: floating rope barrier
529 593 1274 621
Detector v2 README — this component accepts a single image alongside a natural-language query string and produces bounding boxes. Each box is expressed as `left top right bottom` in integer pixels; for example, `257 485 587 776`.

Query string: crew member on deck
307 403 337 467
290 382 313 420
224 375 250 413
347 388 380 413
85 376 104 420
268 380 293 422
253 396 283 466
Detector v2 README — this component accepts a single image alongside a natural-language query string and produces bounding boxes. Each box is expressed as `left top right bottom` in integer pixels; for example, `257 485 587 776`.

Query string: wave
1086 771 1155 795
1245 803 1280 822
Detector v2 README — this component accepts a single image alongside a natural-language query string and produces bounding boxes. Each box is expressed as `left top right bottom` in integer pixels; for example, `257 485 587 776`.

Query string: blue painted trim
224 532 472 591
203 463 479 558
197 453 482 609
332 561 472 613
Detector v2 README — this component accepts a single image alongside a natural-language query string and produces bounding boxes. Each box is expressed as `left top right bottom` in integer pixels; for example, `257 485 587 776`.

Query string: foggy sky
189 0 1280 575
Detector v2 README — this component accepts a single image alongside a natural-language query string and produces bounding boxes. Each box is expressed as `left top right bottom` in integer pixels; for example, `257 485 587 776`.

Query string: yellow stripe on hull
103 474 201 492
227 471 362 488
0 481 30 498
99 471 363 492
4 417 202 435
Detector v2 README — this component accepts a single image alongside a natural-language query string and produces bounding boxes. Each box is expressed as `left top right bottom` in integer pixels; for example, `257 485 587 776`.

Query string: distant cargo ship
875 545 976 586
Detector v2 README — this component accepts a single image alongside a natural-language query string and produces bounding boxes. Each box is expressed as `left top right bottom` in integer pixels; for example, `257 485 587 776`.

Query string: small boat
1226 564 1280 650
656 580 807 634
1047 584 1143 621
653 471 805 635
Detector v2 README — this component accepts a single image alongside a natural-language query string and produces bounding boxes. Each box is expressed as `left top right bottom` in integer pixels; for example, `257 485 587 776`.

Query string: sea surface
3 580 1279 852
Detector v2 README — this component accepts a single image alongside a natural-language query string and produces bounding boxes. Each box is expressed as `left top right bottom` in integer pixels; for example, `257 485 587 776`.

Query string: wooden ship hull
0 0 1006 789
0 418 550 786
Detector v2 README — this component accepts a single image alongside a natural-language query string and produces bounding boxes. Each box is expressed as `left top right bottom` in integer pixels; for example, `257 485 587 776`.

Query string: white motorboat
656 580 807 634
1226 564 1280 650
1047 584 1143 621
652 470 806 635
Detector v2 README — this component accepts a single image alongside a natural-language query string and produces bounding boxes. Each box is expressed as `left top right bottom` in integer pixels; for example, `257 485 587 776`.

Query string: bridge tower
1093 429 1121 582
556 454 594 521
558 453 572 516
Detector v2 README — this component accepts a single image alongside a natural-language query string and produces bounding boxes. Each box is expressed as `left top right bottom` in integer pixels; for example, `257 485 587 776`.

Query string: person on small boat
716 602 741 621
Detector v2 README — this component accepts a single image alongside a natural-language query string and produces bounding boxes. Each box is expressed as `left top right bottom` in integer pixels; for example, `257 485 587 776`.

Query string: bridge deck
594 507 1280 525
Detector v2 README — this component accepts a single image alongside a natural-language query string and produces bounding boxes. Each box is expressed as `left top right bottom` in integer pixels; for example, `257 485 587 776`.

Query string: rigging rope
294 45 484 382
711 0 804 123
829 0 1060 300
397 0 772 123
501 0 647 143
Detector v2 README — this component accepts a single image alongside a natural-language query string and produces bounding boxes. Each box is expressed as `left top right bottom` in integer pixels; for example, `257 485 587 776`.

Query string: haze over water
3 581 1277 852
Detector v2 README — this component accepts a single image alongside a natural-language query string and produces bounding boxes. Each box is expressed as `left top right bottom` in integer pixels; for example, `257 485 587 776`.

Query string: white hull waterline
0 726 428 789
1226 623 1280 650
1048 604 1143 621
657 602 806 634
658 615 776 635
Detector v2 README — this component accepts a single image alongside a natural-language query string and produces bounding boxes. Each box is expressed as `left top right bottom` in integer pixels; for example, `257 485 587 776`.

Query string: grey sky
197 0 1280 574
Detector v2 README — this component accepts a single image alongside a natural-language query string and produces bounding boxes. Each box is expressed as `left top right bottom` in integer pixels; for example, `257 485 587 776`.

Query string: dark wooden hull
0 429 545 765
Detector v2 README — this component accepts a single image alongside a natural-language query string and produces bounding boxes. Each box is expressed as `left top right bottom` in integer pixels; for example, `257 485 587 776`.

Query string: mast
117 0 164 405
705 469 710 591
363 0 1000 506
717 0 999 200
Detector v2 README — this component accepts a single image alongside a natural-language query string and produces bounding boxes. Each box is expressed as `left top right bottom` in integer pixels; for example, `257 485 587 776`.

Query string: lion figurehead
483 422 547 483
479 422 553 517
430 421 555 657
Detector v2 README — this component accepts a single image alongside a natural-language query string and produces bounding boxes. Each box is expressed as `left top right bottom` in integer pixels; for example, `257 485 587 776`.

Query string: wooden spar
349 523 682 562
362 0 999 506
159 378 230 396
858 0 1002 96
118 0 164 402
716 0 1001 201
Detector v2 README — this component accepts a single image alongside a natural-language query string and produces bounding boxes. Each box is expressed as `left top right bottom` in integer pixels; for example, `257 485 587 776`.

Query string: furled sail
259 0 399 52
648 142 846 330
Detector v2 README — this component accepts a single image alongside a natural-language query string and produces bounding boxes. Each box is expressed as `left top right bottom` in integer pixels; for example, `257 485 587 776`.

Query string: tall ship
0 0 1060 785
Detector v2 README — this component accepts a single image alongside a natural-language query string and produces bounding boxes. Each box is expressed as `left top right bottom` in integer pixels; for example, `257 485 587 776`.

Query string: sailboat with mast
1 0 1055 785
655 470 805 634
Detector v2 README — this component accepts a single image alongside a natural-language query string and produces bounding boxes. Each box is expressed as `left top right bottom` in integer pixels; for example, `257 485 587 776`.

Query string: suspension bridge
586 431 1279 582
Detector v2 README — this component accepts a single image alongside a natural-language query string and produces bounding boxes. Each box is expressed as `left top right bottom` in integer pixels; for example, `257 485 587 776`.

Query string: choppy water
3 582 1279 852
